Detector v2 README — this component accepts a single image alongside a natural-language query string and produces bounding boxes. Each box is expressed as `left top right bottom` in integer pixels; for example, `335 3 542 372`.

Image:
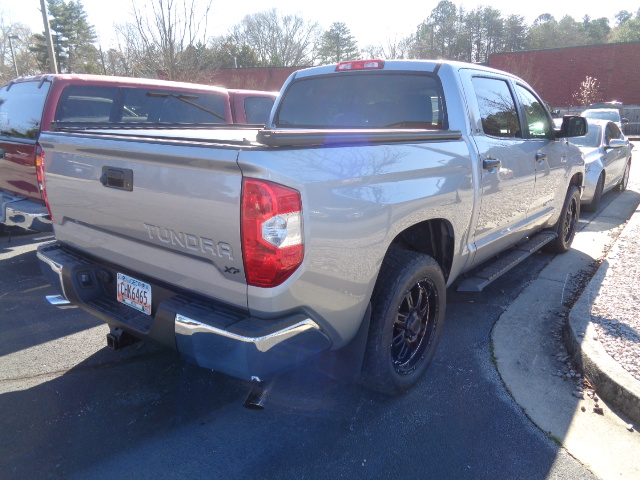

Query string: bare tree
361 44 382 59
1 19 41 83
572 76 603 107
380 35 411 59
230 9 319 67
116 0 212 81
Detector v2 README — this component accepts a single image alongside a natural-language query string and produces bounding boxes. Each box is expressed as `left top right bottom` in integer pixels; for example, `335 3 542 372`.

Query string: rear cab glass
55 85 228 124
275 73 446 129
0 80 51 139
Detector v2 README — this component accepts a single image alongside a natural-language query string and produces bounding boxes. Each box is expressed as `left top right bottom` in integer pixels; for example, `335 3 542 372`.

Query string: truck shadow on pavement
0 346 368 480
0 323 594 480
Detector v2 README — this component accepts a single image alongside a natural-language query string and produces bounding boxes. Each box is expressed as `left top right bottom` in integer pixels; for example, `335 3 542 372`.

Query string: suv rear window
244 96 274 124
582 110 620 123
55 85 228 124
275 73 445 129
0 81 51 140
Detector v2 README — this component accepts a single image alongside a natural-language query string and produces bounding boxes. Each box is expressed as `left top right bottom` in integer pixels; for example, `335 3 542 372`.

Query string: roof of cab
2 74 230 93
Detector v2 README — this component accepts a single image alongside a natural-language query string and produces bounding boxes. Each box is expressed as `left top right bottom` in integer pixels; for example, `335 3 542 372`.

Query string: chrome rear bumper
1 192 51 231
37 241 331 380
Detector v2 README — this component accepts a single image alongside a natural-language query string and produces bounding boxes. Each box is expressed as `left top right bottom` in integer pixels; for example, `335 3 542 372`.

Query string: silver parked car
571 119 632 212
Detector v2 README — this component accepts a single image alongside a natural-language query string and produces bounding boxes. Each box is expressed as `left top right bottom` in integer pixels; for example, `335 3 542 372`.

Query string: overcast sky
3 0 639 49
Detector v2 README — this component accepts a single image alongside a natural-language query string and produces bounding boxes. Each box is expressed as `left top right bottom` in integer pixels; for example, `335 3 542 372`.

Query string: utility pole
39 0 58 73
7 35 19 77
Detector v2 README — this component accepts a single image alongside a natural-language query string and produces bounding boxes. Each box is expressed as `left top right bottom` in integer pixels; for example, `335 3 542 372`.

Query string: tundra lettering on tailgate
143 223 233 259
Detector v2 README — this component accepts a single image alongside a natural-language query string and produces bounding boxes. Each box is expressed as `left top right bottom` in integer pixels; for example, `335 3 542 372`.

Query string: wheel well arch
388 218 454 282
570 172 584 190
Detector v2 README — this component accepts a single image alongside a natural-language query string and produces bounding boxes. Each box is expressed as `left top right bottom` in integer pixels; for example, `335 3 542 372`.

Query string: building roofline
490 40 640 57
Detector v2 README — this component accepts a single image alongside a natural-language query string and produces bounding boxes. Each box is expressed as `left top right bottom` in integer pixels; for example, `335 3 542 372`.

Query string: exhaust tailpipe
243 379 269 410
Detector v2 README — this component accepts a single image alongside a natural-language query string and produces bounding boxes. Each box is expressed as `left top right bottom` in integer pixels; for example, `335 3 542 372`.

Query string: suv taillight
35 144 54 222
241 178 303 288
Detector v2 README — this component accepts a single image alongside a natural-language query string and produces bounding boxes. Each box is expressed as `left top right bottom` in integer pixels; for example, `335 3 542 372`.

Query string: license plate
117 273 152 315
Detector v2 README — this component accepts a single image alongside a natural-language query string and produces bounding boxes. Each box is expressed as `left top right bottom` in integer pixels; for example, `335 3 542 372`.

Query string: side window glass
471 77 521 138
515 85 553 140
0 81 51 139
604 123 618 144
609 123 623 140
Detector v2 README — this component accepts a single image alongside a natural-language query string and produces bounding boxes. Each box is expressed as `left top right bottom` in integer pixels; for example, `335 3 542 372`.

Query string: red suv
0 74 276 231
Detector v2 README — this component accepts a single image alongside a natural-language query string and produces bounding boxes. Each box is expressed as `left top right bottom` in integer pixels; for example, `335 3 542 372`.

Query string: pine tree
317 23 359 65
30 0 99 73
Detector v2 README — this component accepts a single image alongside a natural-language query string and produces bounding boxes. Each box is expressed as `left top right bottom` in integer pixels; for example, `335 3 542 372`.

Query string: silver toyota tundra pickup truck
36 60 587 398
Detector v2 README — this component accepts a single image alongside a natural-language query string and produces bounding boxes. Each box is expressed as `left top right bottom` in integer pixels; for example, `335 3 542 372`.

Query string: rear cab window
275 73 446 129
0 80 51 140
55 85 228 124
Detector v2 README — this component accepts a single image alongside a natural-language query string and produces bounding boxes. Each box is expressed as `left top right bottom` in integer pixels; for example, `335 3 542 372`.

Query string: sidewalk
567 137 640 426
492 150 640 480
566 204 640 426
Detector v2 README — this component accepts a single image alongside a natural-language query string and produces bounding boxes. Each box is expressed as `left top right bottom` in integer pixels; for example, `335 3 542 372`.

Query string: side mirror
622 118 629 124
606 139 627 150
556 116 587 138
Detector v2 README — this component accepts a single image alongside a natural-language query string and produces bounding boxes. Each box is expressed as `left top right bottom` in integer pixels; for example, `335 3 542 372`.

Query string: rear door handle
535 152 547 162
483 158 501 170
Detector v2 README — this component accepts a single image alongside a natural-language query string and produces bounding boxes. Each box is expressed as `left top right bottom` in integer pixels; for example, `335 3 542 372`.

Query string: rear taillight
335 59 385 71
241 178 303 288
35 144 54 222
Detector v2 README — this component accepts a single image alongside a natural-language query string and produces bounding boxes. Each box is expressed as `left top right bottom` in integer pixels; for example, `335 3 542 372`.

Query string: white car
571 119 632 212
581 108 629 132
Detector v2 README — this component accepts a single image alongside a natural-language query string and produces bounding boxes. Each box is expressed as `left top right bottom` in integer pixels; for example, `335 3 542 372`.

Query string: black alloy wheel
361 247 446 395
392 278 439 375
561 191 579 244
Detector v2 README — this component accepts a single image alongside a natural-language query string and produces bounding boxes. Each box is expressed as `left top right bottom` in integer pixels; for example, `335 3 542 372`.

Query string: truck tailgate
39 132 248 309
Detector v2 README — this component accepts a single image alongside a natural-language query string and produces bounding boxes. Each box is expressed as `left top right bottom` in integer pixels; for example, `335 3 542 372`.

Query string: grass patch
548 434 562 446
489 341 498 368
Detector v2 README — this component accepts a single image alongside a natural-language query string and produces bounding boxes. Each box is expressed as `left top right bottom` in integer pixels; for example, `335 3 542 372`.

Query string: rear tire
617 160 630 192
583 173 604 213
544 185 580 254
361 248 446 395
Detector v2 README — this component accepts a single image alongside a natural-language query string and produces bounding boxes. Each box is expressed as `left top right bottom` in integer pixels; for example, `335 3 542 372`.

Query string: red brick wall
488 42 640 107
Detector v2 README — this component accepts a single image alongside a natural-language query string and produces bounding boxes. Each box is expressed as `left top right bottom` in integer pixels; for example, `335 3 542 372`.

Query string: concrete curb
566 227 640 426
